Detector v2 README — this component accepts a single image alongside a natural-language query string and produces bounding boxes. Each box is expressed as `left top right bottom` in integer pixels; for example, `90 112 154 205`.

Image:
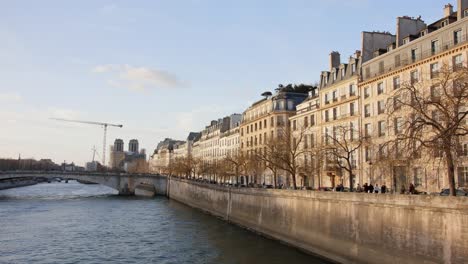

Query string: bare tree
224 152 247 185
274 127 310 190
255 136 281 188
324 124 363 191
387 65 468 196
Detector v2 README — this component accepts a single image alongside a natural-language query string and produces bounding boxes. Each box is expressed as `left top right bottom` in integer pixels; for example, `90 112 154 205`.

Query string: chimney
444 3 454 17
354 50 362 59
329 51 341 70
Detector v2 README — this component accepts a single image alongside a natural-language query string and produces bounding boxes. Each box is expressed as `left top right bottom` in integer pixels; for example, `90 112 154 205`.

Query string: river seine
0 181 329 264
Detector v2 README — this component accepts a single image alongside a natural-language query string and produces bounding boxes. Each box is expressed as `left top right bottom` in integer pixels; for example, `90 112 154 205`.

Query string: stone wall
168 177 468 264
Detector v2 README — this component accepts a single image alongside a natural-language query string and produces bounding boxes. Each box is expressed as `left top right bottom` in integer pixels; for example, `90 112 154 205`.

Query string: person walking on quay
356 184 362 192
368 183 374 193
374 184 380 193
363 183 369 193
400 184 406 194
409 183 416 194
381 183 387 194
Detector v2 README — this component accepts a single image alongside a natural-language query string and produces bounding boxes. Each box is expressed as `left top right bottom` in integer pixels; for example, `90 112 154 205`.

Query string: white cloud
93 64 183 91
0 92 22 103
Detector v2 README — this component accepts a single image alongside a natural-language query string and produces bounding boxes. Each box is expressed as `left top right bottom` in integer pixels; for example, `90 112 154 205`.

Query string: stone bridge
0 171 168 196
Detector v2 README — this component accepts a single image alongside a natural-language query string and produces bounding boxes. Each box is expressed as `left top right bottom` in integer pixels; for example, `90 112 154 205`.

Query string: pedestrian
356 184 362 192
381 183 387 194
374 184 380 193
409 183 416 194
368 183 374 193
363 183 369 193
400 184 406 194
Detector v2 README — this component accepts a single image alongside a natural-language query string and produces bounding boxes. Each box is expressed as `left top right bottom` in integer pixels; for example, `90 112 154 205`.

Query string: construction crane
50 118 123 166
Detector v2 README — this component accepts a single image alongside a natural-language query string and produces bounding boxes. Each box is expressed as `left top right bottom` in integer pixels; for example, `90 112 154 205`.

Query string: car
439 188 468 196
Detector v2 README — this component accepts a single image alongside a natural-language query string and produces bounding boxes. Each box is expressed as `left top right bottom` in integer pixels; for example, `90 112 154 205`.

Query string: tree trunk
291 172 297 190
273 170 277 188
444 146 457 196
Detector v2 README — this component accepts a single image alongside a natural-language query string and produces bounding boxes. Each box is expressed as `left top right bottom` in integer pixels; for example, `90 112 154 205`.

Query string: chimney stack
329 51 341 70
354 50 362 59
444 3 454 17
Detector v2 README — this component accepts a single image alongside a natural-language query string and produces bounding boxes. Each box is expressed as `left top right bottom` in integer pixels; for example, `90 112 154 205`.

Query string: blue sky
0 0 451 165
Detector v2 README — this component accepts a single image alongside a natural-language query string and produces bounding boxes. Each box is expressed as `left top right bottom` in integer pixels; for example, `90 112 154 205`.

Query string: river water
0 181 329 264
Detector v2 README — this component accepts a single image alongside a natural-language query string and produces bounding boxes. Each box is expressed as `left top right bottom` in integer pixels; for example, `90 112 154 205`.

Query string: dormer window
333 71 337 81
403 37 410 45
420 29 427 37
441 19 448 27
341 68 345 78
464 9 468 18
352 64 356 74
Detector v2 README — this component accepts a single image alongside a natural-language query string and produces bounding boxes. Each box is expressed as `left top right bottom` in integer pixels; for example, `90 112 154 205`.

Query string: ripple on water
0 182 329 264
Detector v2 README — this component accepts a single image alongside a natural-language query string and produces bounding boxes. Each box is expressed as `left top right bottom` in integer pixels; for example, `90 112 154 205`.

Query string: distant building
109 138 147 172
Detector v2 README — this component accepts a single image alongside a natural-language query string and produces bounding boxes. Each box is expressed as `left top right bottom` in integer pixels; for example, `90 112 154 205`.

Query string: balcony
362 33 468 81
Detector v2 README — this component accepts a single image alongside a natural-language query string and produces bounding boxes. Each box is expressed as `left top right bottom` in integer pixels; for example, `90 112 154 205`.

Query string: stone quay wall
168 177 468 264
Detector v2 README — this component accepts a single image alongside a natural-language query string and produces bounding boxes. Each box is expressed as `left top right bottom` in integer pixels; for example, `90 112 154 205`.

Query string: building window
350 122 355 141
394 117 403 134
310 134 315 148
259 121 262 130
325 110 329 122
311 115 315 126
430 63 439 79
350 102 355 116
413 168 423 187
411 48 418 63
454 30 462 45
292 120 297 131
364 104 371 118
271 117 274 127
349 84 356 96
458 167 468 187
332 90 338 102
431 40 439 55
379 61 384 74
304 116 308 127
247 126 249 134
460 143 468 156
410 70 419 85
304 136 308 149
364 87 370 99
364 123 371 137
377 100 385 114
378 120 386 137
377 82 384 95
333 108 338 120
365 146 371 162
431 85 441 100
453 54 463 69
255 123 258 131
341 68 346 78
393 76 400 90
395 55 401 67
325 93 330 104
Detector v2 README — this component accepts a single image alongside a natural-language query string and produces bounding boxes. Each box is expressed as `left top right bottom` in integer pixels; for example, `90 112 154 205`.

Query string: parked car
440 188 468 196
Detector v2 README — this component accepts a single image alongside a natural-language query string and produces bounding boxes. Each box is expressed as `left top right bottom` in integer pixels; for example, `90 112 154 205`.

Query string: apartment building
240 88 308 185
291 52 361 188
359 1 468 193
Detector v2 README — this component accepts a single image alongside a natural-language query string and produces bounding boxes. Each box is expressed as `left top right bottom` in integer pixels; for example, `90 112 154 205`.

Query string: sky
0 0 452 166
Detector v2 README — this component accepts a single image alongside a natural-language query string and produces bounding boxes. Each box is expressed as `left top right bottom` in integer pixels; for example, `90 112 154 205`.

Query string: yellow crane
50 118 123 166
